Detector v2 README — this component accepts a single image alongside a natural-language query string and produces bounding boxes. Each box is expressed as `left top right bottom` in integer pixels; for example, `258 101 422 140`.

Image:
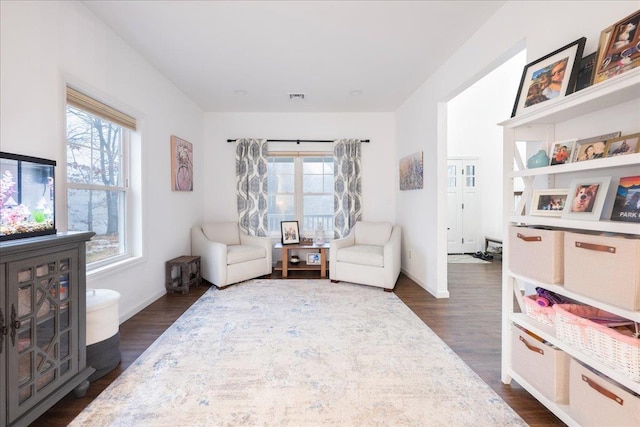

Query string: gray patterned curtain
333 139 362 238
236 138 269 236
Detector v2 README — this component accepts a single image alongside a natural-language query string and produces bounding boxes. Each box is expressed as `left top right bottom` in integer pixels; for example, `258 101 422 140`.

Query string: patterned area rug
71 279 526 426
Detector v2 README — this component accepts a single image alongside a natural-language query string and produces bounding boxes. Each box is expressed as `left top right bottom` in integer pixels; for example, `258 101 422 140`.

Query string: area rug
448 254 491 264
70 279 526 426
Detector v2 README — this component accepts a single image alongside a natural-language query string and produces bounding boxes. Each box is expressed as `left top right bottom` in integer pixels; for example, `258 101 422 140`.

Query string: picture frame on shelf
562 177 611 221
549 139 577 165
610 176 640 223
306 253 322 265
594 10 640 84
531 189 569 217
574 52 596 92
511 37 586 117
605 133 640 157
570 131 621 162
280 220 300 245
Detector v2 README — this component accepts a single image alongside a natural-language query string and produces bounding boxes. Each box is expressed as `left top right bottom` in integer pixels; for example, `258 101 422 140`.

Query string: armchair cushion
227 244 267 265
336 245 384 267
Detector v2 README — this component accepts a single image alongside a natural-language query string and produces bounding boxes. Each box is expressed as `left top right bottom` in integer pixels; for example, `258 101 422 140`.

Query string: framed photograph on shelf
280 221 300 245
605 133 640 157
531 189 569 217
306 253 322 265
574 52 596 92
610 176 640 223
511 37 586 117
562 177 611 221
549 139 577 165
594 10 640 84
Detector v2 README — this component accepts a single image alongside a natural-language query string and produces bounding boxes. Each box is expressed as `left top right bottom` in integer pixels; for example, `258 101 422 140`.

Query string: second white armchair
329 221 401 291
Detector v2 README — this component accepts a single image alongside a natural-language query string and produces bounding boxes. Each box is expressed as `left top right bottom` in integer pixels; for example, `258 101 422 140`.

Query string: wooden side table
165 255 201 294
273 243 330 278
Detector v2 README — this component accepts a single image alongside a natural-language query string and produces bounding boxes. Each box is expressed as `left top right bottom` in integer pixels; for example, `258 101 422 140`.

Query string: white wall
447 50 526 248
202 113 396 225
0 1 204 321
396 1 638 297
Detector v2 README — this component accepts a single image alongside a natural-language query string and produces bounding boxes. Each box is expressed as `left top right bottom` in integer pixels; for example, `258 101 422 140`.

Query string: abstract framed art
170 135 193 191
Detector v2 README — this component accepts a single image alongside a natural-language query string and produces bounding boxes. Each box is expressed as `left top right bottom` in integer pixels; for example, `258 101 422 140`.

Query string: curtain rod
227 139 370 144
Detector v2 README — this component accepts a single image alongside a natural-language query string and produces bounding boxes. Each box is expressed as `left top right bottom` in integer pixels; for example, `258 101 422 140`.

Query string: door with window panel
447 159 479 254
6 250 79 423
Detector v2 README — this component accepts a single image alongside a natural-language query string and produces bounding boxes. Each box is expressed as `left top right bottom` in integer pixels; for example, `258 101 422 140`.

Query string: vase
314 223 325 245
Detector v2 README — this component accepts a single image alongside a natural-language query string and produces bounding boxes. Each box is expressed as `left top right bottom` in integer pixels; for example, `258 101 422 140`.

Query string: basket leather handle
581 374 623 406
575 241 616 254
519 335 544 355
517 233 541 242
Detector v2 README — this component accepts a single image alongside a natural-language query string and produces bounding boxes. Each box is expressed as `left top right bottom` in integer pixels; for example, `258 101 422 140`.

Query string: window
267 154 333 237
65 87 136 268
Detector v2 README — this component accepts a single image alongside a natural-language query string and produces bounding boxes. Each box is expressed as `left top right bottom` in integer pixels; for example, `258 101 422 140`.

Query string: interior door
447 159 479 254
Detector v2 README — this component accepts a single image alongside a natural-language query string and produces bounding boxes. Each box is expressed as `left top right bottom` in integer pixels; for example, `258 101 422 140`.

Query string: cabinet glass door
7 249 78 422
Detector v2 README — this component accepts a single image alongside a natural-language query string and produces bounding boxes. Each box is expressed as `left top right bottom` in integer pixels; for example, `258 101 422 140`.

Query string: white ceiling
84 1 505 113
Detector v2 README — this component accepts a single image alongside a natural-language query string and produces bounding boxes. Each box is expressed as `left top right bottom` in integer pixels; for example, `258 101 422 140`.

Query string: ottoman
86 288 121 382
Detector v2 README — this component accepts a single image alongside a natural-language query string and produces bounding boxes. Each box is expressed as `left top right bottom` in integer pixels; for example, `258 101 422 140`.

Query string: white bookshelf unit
500 68 640 426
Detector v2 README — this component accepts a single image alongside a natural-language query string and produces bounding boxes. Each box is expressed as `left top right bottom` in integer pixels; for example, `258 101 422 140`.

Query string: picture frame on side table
307 253 321 265
549 139 577 165
562 177 611 221
280 220 300 245
605 133 640 157
594 10 640 84
610 176 640 223
512 37 586 117
531 189 569 217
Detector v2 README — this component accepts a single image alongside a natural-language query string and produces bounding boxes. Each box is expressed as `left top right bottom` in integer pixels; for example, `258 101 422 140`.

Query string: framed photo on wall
531 189 569 217
512 37 586 117
562 177 611 221
280 220 300 245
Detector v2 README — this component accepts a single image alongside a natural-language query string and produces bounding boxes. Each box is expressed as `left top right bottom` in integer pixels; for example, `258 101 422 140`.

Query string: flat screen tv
1 152 57 241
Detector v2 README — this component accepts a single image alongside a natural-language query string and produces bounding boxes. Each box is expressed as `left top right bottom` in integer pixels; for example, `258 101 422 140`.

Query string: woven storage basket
554 304 640 381
524 295 556 326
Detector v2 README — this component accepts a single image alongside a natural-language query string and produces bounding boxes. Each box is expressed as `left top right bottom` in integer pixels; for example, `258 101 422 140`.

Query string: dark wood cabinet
1 232 94 427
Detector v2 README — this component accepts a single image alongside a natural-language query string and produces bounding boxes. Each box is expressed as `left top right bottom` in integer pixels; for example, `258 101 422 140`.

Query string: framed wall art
399 151 423 190
170 135 193 191
594 10 640 84
512 37 586 117
562 177 611 221
605 133 640 157
531 189 569 217
280 220 300 245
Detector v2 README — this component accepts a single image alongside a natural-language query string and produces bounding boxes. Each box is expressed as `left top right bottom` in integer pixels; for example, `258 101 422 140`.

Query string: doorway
447 158 479 254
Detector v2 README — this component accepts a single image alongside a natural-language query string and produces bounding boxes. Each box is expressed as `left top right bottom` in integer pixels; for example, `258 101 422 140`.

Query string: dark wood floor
32 261 564 426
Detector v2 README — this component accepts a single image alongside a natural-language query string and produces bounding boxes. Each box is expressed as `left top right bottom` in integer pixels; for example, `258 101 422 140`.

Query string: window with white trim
267 153 333 238
65 87 135 268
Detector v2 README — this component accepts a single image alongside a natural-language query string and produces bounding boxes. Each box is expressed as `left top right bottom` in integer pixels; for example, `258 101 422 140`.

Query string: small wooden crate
165 255 201 294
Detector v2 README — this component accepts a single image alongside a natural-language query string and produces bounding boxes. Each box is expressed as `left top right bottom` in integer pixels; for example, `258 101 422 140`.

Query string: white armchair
191 222 273 288
330 221 401 291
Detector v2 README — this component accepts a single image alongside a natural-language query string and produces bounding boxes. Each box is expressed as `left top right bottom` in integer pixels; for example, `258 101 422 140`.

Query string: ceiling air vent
289 93 305 101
